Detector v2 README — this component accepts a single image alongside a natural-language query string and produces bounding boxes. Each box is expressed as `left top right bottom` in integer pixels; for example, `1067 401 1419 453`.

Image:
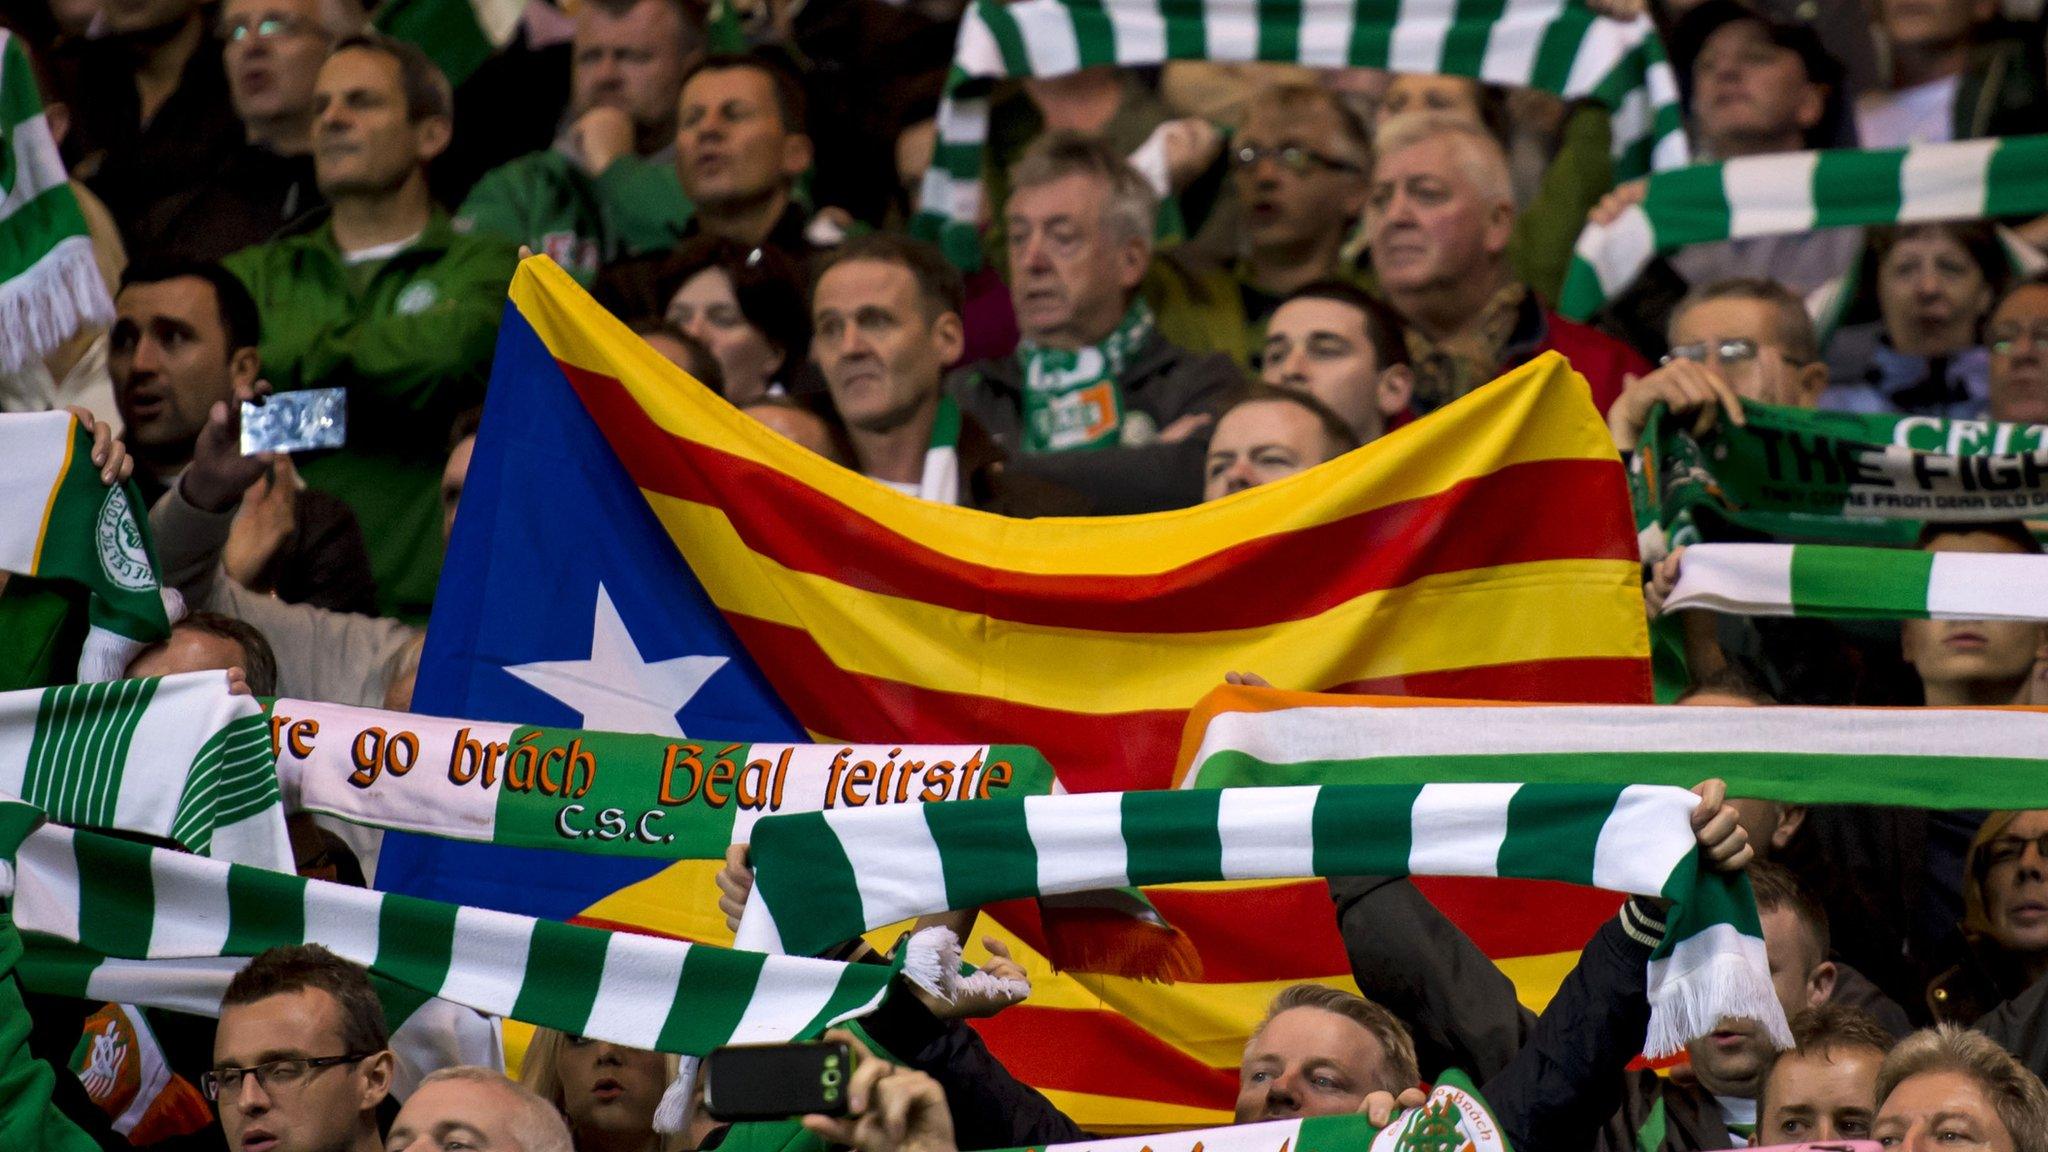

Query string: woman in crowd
1928 810 2048 1025
598 236 810 405
1822 221 2006 417
521 1027 689 1152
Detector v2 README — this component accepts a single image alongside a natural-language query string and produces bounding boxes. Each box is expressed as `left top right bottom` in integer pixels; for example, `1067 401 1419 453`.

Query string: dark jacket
955 412 1093 519
1973 968 2048 1085
134 469 379 616
61 27 242 261
1955 37 2044 142
863 882 1671 1152
141 144 324 265
947 329 1244 515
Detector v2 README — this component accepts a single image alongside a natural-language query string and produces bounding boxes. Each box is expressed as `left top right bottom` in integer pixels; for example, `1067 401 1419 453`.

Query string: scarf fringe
652 1054 699 1134
79 589 184 684
0 236 114 376
1644 947 1793 1059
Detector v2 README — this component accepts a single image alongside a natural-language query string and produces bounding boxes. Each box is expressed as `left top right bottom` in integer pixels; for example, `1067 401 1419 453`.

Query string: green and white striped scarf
268 697 1055 858
0 31 113 377
1637 401 2048 560
0 800 901 1064
28 944 502 1100
373 0 528 86
1663 541 2048 622
912 0 1685 268
0 673 285 869
0 413 171 683
736 783 1786 1058
1560 134 2048 320
990 1070 1508 1152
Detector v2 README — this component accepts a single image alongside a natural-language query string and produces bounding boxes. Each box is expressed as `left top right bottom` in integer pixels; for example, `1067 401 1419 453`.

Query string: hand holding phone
702 1041 853 1121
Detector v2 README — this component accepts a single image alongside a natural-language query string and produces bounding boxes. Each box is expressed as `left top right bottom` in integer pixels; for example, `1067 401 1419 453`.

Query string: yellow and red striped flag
452 258 1652 1129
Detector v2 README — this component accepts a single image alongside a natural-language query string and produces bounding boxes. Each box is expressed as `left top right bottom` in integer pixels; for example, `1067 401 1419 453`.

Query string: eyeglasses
219 14 320 42
1980 834 2048 873
201 1053 372 1101
1231 145 1364 177
1657 338 1802 368
1989 323 2048 356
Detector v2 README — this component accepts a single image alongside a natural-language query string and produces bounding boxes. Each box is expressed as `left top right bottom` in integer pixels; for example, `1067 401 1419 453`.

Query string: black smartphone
701 1040 854 1121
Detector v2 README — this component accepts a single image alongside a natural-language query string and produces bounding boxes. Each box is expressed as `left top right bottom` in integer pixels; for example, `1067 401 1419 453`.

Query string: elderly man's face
1006 172 1143 347
1234 1007 1394 1122
220 0 336 130
1366 138 1512 297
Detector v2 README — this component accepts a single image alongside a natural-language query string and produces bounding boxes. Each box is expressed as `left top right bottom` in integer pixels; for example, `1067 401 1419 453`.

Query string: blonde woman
520 1028 694 1152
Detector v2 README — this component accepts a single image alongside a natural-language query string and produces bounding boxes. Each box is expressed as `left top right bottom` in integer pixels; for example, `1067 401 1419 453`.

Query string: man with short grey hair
1366 112 1646 416
388 1066 574 1152
948 132 1244 513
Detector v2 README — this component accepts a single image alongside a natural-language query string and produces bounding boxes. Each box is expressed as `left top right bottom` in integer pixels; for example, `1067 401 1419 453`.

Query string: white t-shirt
1857 74 1960 147
341 231 424 266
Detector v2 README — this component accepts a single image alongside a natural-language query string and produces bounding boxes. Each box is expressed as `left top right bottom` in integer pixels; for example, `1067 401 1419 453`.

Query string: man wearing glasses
1988 275 2048 427
1150 83 1374 369
208 945 395 1152
1605 277 1830 455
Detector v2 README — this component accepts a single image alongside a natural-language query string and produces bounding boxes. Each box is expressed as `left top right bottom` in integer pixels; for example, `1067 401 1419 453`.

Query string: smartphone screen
701 1041 853 1121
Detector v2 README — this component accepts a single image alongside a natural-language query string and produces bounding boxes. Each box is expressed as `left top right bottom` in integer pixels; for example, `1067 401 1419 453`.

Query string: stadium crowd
9 0 2048 1149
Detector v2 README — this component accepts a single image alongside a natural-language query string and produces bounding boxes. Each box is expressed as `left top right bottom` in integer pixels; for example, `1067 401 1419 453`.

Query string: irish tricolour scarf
0 30 113 376
1175 684 2048 819
0 799 901 1064
913 0 1685 267
0 672 286 869
1561 135 2048 320
1663 542 2048 622
0 412 170 682
735 783 1787 1058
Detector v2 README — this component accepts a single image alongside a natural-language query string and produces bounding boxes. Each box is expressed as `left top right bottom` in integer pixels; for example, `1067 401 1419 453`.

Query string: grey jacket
946 329 1245 515
150 482 418 706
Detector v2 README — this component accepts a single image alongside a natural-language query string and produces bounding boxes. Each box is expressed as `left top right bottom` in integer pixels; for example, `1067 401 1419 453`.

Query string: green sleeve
456 160 539 247
0 921 98 1152
287 239 517 434
592 155 694 257
1510 103 1615 308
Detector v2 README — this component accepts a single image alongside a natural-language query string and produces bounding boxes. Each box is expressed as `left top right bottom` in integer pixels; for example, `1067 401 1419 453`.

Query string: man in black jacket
948 134 1243 515
845 782 1757 1152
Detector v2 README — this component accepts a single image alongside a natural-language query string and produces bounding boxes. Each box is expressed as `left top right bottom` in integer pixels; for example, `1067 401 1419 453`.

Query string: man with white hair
387 1066 574 1152
948 132 1245 513
1366 113 1647 416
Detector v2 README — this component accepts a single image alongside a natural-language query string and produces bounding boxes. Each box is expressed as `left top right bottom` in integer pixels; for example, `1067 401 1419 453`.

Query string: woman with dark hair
597 236 809 405
1821 220 2008 418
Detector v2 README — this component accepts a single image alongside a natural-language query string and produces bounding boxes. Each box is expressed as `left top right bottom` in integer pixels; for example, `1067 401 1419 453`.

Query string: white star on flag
505 584 728 737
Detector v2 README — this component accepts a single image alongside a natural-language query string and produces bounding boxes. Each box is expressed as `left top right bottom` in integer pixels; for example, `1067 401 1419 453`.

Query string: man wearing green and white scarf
949 135 1243 514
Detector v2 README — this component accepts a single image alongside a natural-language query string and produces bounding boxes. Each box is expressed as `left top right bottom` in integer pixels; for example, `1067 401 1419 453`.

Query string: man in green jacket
226 33 518 620
456 0 699 283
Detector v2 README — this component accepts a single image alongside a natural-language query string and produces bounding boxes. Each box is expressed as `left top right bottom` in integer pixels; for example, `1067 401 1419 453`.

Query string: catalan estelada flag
384 257 1651 1130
